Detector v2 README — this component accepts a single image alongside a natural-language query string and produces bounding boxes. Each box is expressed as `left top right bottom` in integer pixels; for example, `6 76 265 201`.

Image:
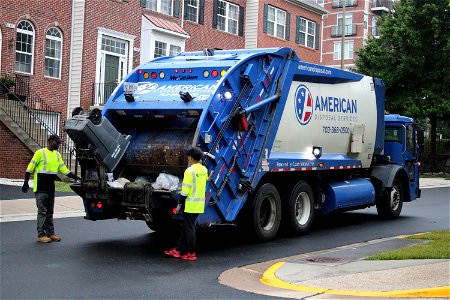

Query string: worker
164 147 208 261
21 134 80 243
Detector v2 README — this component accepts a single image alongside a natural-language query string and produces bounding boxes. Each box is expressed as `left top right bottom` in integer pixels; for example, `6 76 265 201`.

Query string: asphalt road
1 187 448 299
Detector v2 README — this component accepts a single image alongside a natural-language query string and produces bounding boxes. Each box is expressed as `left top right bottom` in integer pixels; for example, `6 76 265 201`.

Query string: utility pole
340 0 346 69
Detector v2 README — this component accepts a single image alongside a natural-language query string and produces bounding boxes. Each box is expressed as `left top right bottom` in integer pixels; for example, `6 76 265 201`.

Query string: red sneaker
180 252 197 261
164 248 181 258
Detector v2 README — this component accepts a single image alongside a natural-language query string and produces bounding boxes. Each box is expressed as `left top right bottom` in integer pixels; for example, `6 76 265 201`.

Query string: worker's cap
185 147 203 161
48 134 63 144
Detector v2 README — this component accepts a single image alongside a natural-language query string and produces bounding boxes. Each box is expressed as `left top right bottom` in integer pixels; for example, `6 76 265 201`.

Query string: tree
355 0 450 172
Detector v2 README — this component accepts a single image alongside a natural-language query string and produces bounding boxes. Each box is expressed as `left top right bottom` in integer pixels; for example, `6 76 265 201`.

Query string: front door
104 54 119 103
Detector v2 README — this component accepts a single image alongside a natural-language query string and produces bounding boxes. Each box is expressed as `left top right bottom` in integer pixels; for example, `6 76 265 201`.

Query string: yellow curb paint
260 262 450 298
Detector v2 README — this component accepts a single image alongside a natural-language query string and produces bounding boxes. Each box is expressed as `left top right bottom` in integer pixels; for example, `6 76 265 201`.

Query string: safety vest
26 148 70 192
181 163 208 213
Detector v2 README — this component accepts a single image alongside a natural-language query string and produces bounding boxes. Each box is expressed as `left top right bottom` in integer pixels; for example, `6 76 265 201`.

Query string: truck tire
376 178 403 219
287 181 315 234
251 183 281 242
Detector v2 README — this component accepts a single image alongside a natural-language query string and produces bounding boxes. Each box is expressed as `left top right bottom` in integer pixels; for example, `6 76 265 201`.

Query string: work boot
164 248 181 258
180 253 197 261
37 236 52 243
48 234 62 242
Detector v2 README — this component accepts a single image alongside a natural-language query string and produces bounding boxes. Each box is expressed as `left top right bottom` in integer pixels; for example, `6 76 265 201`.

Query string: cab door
404 125 420 200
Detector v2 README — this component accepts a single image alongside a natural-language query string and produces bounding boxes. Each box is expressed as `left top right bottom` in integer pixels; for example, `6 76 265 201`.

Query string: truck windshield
385 127 402 143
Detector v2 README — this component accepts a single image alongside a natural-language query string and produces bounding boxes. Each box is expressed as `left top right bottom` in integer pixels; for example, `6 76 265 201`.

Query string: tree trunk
430 117 437 173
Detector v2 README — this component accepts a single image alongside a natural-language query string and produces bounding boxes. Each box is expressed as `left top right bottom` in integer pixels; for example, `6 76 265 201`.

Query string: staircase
0 75 78 176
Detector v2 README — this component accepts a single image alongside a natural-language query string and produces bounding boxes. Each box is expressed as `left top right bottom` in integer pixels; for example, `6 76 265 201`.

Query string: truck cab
384 114 423 201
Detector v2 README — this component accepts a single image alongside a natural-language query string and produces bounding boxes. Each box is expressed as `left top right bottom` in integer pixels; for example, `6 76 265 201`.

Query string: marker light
189 68 193 73
174 69 179 73
220 69 227 76
159 71 165 79
138 69 143 74
172 207 177 214
96 202 103 209
151 72 157 79
313 146 322 159
143 72 149 79
203 70 210 78
182 69 186 73
212 70 218 78
223 91 233 100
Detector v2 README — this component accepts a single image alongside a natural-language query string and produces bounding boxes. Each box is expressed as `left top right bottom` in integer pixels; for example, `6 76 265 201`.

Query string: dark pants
177 212 199 254
35 192 55 237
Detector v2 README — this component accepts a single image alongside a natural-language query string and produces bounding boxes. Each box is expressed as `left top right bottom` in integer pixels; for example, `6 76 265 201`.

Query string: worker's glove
21 181 29 193
175 204 183 215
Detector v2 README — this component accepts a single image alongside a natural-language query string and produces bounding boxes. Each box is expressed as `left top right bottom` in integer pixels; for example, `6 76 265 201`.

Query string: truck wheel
251 183 281 242
376 178 403 219
288 181 314 234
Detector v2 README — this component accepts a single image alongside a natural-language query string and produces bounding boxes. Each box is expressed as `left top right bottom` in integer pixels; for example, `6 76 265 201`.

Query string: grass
366 231 450 260
55 181 75 193
420 173 450 180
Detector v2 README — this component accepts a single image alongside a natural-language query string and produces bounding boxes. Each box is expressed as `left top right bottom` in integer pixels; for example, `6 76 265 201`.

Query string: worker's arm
21 172 31 193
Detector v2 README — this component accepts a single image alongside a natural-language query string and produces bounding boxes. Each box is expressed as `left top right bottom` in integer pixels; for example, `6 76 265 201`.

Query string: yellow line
260 262 450 298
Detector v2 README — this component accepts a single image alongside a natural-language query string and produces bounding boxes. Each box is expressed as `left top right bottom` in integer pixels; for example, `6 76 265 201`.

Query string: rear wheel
287 181 315 234
376 178 403 219
251 183 281 242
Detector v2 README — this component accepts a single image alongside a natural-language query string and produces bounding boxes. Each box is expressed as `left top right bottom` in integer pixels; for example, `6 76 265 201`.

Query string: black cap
48 134 63 143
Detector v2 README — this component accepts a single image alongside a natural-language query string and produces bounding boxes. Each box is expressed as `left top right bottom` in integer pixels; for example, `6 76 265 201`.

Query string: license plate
123 82 138 94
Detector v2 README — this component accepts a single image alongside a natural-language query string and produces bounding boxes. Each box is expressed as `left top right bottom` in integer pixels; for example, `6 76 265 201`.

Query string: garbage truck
65 47 423 241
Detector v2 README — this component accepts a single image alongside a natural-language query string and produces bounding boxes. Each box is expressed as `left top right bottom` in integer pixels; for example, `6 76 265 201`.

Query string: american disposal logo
295 84 313 125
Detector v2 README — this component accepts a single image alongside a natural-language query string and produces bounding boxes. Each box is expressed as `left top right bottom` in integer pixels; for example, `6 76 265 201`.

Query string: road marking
260 262 450 298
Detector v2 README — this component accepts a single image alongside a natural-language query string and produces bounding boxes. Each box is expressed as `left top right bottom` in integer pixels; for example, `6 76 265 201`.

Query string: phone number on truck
322 126 350 134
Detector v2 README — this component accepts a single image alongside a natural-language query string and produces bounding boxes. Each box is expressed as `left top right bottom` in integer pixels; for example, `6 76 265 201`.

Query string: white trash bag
151 173 180 191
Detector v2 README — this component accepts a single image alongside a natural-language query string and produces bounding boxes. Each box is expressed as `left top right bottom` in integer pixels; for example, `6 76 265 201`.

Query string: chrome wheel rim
390 186 401 211
295 192 311 226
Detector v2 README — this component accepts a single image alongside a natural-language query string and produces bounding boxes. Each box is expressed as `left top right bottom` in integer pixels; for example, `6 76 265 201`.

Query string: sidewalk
220 236 450 299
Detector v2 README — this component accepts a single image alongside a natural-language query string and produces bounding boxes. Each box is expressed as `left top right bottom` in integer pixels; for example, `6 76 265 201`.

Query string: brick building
320 0 395 68
0 0 326 179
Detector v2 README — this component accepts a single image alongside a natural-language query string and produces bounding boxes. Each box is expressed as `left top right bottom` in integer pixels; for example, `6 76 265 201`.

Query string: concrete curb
261 261 450 298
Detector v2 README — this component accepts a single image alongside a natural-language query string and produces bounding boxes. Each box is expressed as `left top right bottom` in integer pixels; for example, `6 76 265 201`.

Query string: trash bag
151 173 180 191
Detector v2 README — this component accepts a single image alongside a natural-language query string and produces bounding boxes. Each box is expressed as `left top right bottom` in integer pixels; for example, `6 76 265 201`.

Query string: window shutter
199 0 205 24
286 12 290 41
295 16 300 44
174 0 180 17
184 0 188 18
140 0 146 8
212 0 218 28
263 4 268 33
238 5 244 36
315 23 321 50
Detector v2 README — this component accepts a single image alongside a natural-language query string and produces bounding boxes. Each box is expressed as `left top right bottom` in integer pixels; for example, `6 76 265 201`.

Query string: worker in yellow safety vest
21 134 79 243
164 147 208 261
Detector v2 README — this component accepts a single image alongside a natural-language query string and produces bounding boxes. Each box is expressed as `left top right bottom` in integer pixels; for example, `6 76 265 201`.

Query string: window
146 0 173 16
364 13 368 30
217 0 239 35
15 20 34 74
154 41 181 58
102 36 126 55
45 27 62 79
372 17 379 36
337 13 352 35
169 44 181 56
333 41 354 60
154 41 167 58
385 127 402 143
267 6 286 39
185 0 198 22
297 17 315 48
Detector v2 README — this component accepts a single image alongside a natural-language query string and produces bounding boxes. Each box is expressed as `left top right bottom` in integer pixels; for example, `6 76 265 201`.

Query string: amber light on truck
143 72 149 79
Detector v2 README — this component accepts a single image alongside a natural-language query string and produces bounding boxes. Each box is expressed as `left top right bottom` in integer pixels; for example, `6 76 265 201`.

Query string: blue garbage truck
65 47 423 241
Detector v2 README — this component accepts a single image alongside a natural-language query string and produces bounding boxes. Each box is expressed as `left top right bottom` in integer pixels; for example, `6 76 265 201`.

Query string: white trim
44 27 63 79
15 20 35 75
97 27 135 75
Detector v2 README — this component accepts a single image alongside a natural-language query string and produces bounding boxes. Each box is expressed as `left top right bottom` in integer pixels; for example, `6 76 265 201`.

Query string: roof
143 14 190 37
286 0 329 15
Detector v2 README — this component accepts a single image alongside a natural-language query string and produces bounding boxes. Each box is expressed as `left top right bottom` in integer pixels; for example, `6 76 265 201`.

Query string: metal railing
1 75 78 174
332 0 358 8
92 82 118 106
372 0 394 11
330 24 357 37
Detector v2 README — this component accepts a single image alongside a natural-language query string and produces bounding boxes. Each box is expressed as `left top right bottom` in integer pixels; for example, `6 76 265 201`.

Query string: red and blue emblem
295 84 314 125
